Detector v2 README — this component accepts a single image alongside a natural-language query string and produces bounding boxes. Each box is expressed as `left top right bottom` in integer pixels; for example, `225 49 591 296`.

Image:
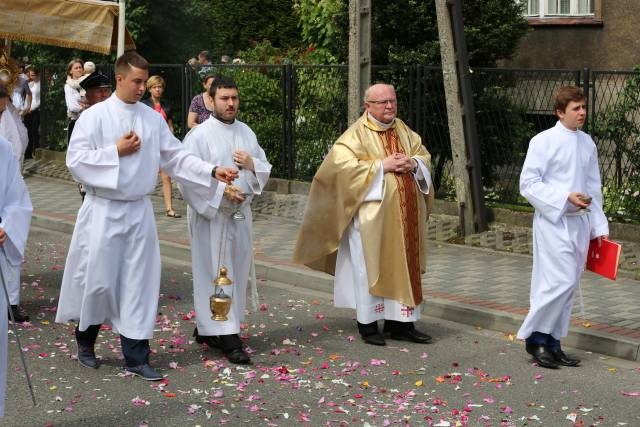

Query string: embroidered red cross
400 306 414 317
374 303 385 313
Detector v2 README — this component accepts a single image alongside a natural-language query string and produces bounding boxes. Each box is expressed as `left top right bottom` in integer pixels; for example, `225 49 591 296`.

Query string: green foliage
228 41 347 178
474 83 533 188
180 0 300 62
40 65 70 151
372 0 530 67
592 67 640 218
230 66 286 176
293 0 347 61
293 65 347 178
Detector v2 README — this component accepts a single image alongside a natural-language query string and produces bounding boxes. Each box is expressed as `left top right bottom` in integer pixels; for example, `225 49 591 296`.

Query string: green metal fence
37 64 640 221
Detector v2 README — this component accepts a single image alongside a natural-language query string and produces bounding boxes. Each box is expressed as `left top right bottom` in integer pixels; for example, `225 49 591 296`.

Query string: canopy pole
3 39 11 57
117 0 125 56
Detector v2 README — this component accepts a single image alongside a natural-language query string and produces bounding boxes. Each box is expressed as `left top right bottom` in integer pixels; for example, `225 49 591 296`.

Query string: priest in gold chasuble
293 84 435 346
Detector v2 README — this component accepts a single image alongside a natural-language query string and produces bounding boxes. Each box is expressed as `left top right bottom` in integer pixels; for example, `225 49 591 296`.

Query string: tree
371 0 529 66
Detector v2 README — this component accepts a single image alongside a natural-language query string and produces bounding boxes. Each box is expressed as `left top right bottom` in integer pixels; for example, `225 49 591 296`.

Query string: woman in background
142 75 180 218
63 58 87 142
187 73 215 129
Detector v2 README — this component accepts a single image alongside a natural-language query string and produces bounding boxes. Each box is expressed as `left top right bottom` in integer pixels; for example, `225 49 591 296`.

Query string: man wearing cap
80 71 112 107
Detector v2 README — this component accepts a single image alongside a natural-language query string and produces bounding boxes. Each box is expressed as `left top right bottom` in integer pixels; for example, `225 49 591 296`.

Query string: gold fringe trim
0 32 110 54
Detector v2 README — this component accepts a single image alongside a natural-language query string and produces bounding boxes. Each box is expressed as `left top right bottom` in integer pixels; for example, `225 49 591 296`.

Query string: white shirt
28 80 40 111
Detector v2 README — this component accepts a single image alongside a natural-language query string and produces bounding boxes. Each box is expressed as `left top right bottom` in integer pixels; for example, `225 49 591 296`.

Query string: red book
586 238 622 280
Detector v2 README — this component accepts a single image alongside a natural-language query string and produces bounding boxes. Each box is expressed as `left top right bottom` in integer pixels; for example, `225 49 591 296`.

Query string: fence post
408 65 415 129
416 65 424 141
287 64 296 180
281 64 295 180
582 68 590 132
39 65 49 150
180 65 187 138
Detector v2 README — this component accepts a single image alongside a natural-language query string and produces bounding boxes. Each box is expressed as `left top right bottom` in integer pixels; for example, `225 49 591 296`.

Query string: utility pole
348 0 371 125
434 0 487 235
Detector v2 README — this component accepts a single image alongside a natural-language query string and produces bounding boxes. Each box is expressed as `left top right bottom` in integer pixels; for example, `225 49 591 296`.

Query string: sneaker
76 342 100 369
124 364 163 381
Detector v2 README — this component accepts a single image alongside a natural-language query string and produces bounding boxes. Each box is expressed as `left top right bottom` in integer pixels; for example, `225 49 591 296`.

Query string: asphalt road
2 228 639 426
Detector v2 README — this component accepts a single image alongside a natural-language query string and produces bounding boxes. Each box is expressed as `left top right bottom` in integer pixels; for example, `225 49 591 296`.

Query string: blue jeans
526 331 561 351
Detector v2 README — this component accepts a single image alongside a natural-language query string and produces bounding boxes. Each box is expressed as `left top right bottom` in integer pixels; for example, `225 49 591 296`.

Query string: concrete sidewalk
24 174 640 361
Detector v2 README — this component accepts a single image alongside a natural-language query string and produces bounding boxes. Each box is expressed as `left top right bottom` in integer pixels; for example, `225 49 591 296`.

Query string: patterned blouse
188 93 213 125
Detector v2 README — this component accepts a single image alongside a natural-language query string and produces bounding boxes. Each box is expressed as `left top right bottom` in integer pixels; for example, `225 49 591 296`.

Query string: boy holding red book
517 86 609 369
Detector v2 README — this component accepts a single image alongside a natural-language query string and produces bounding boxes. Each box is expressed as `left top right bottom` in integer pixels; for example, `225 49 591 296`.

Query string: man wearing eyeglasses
294 83 435 346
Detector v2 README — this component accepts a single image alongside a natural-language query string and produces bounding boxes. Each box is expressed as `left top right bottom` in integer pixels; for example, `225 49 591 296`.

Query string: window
526 0 594 17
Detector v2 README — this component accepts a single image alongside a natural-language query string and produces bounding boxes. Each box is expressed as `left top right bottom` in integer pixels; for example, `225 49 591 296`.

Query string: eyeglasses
366 99 397 106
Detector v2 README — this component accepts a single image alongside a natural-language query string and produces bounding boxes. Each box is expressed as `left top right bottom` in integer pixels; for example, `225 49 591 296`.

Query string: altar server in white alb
0 136 33 416
179 76 271 365
0 83 28 169
0 83 30 323
55 51 239 381
517 86 609 369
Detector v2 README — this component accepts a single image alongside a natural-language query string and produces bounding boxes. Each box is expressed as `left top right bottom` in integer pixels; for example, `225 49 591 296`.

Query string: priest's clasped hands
382 152 417 174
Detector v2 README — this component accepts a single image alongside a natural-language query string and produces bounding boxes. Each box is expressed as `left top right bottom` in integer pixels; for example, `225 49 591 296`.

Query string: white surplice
179 116 271 336
0 103 28 170
0 136 33 417
0 104 29 305
333 159 432 324
55 94 220 340
517 121 609 341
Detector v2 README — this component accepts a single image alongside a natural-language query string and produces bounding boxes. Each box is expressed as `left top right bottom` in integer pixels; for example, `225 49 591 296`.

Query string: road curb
31 213 640 361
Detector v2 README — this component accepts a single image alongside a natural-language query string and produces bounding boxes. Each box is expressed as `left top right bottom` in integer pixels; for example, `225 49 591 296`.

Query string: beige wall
507 1 640 70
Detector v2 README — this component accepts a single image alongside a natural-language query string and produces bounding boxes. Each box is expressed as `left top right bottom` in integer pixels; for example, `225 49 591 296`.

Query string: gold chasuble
293 113 434 307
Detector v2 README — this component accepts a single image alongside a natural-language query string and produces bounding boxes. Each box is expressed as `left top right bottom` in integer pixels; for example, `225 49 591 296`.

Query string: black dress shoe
361 333 386 346
224 348 251 364
125 364 163 381
8 305 29 322
388 328 432 344
550 350 580 367
525 343 559 369
76 342 100 369
193 328 221 349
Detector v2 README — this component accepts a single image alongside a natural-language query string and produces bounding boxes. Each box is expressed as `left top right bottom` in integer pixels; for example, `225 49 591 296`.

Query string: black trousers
24 109 40 159
67 119 77 143
75 324 151 367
